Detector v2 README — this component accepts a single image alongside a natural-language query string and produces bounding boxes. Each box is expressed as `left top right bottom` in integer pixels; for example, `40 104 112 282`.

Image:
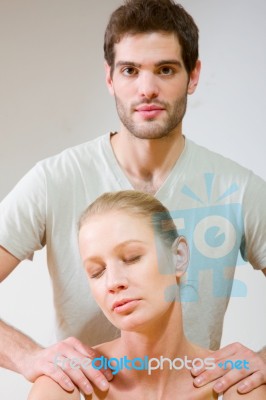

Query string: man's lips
135 104 165 112
135 104 165 119
112 298 141 313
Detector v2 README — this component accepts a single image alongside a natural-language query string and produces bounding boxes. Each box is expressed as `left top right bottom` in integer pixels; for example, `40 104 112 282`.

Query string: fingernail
65 380 74 389
214 382 223 392
100 380 109 391
238 383 248 392
84 383 93 395
194 376 204 386
105 370 114 381
193 365 203 373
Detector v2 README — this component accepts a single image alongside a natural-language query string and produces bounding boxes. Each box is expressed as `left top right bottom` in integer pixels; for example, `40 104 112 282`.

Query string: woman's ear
172 236 189 279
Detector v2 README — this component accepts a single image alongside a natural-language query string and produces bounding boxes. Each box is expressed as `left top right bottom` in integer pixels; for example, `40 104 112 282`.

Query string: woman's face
78 210 179 332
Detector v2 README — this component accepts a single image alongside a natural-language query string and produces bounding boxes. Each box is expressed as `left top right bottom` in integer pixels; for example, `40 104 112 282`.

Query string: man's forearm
0 320 112 393
0 319 42 376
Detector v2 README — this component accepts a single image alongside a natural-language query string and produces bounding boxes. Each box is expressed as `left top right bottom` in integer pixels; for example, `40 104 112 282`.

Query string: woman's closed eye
123 255 142 264
86 264 106 279
90 269 105 279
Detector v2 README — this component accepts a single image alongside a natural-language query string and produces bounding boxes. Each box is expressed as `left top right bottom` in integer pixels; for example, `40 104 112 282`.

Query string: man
0 0 265 397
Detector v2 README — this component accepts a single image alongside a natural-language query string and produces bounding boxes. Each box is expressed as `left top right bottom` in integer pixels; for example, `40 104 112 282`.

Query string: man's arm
192 268 266 394
192 342 266 395
0 246 112 395
0 245 20 282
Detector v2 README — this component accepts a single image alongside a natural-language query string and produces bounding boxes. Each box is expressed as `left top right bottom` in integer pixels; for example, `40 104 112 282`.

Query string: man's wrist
258 346 266 363
17 342 43 377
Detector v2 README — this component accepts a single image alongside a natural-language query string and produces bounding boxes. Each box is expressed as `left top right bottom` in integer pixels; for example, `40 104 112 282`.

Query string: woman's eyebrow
115 239 147 249
84 256 102 264
84 240 147 263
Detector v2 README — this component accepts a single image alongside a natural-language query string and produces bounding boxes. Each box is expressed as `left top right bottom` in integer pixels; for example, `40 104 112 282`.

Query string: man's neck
110 129 185 194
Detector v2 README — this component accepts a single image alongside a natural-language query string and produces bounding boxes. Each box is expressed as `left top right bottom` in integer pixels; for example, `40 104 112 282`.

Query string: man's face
105 32 200 140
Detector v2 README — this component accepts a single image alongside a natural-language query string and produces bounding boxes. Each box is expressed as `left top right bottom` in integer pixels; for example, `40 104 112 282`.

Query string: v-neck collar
102 132 191 199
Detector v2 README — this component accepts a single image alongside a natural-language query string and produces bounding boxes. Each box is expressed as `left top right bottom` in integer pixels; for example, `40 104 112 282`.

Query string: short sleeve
0 163 47 260
241 171 266 270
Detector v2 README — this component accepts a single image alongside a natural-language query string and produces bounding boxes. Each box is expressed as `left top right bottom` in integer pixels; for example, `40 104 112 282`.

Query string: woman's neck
94 302 215 399
113 301 197 380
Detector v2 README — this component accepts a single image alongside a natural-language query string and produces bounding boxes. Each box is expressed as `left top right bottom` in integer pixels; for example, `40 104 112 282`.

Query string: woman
28 191 266 399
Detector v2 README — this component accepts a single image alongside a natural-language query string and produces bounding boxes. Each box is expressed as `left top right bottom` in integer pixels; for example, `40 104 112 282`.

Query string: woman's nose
106 265 129 293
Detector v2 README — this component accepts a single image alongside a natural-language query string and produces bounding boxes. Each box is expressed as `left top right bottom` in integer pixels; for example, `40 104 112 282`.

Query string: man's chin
127 124 172 140
129 131 173 140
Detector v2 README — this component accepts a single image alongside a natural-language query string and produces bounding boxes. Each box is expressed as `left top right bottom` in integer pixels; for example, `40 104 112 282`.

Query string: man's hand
192 342 266 394
24 337 113 396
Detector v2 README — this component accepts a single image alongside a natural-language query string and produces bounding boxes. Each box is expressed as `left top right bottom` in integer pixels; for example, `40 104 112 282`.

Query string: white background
0 0 265 398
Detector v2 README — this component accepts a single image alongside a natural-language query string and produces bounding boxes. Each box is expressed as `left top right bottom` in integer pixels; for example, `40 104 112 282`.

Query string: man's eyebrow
115 60 182 68
115 61 141 68
154 60 182 68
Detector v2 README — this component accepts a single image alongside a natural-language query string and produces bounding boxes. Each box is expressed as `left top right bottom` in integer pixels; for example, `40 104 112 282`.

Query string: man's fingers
192 343 243 377
211 342 243 362
42 363 76 392
62 337 113 382
193 362 226 387
64 337 97 358
79 354 113 384
52 366 92 395
82 367 110 392
25 337 113 394
53 348 110 393
237 371 266 394
212 365 249 393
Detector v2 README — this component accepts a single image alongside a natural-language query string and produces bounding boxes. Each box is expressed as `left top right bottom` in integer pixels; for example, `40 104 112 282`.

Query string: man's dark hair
104 0 199 75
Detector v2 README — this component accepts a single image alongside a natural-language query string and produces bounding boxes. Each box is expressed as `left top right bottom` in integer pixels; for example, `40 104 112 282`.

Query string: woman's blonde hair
78 190 178 247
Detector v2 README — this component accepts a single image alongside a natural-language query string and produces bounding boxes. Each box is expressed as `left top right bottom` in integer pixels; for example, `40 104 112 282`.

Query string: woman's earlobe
172 236 189 278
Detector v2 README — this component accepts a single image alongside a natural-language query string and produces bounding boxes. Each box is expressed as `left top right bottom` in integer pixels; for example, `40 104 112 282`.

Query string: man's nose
106 264 129 293
138 72 159 100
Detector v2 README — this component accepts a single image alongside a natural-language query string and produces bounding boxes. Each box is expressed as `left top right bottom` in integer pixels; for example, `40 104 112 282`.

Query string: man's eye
159 66 175 75
122 67 138 76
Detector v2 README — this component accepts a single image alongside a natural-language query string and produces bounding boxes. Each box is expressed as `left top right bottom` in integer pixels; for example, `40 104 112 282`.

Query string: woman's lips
112 299 141 314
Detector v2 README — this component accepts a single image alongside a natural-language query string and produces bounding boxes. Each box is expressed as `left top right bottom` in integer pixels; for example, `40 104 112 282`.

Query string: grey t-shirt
0 133 265 349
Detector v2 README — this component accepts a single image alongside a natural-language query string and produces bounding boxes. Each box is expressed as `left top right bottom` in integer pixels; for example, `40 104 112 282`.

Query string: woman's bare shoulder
28 376 113 400
27 376 80 400
93 338 121 356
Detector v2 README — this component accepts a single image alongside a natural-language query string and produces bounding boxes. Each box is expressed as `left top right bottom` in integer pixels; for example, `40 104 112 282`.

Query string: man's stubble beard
114 94 188 140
